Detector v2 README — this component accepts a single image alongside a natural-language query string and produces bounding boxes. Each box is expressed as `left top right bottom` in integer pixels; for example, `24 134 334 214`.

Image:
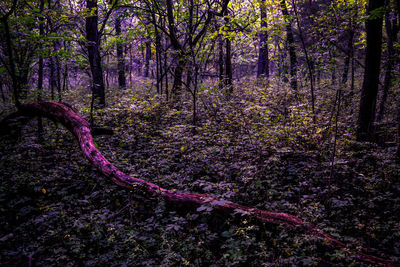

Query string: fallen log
2 101 399 266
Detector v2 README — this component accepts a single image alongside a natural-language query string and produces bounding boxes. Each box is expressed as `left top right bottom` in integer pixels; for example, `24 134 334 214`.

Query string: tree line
1 0 399 149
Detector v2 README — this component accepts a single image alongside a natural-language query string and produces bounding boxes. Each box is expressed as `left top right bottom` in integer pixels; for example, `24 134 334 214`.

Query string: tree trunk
224 10 233 93
62 41 69 93
0 100 397 267
144 40 152 78
397 103 400 157
218 35 224 89
49 56 57 100
225 36 233 92
257 0 269 79
342 29 354 85
356 0 384 141
1 6 20 107
55 44 62 101
115 16 126 90
292 0 315 122
86 0 106 107
280 0 298 92
37 0 45 143
164 38 169 100
155 28 162 95
172 55 186 97
0 80 5 102
376 0 398 122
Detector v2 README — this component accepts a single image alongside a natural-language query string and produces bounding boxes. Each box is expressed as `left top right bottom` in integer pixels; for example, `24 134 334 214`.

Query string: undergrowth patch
1 79 399 265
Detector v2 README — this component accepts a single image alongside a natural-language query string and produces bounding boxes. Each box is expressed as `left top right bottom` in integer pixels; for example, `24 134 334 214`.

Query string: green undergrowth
1 78 400 266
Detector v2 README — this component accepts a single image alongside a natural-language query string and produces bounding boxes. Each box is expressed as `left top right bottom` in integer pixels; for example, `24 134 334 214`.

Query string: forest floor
1 78 400 266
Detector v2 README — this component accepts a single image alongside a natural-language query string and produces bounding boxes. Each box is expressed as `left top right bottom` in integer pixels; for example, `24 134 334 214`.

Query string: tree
147 0 230 98
0 0 19 107
224 9 233 92
86 0 106 107
257 0 269 79
280 0 297 92
356 0 385 141
115 14 126 90
376 0 399 122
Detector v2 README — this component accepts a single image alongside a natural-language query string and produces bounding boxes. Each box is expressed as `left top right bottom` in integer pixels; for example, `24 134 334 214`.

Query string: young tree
280 0 297 92
115 14 126 89
224 9 233 92
356 0 384 141
147 0 230 98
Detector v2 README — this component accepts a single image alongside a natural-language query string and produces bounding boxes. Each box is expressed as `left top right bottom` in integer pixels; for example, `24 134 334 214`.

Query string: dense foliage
1 78 400 265
1 0 400 265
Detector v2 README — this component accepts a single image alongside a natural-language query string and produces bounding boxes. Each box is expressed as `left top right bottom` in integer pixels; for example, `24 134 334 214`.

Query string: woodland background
1 0 400 265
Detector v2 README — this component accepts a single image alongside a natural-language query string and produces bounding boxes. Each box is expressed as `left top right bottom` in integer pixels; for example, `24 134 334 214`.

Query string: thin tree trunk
218 35 224 89
350 49 355 98
342 29 354 85
62 41 69 93
280 0 298 92
397 104 400 157
55 51 62 101
224 10 233 93
115 16 126 90
152 12 162 95
193 65 199 126
129 44 133 86
37 0 45 143
376 0 398 122
49 56 56 99
225 36 233 92
292 0 315 122
164 38 169 100
144 41 152 78
155 45 160 94
0 80 5 102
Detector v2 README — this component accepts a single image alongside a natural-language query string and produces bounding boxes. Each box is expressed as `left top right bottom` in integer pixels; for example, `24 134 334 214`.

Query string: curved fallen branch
2 101 398 266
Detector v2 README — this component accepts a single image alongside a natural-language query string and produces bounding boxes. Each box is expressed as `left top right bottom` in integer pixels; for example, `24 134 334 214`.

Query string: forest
0 0 400 265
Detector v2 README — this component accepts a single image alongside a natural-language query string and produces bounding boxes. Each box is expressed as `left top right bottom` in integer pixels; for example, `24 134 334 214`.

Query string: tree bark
55 42 62 101
37 0 45 142
164 38 169 100
1 1 20 108
342 29 354 85
115 16 126 90
356 0 384 141
218 34 224 89
280 0 298 92
225 37 233 92
257 0 269 79
62 41 69 93
376 0 398 122
86 0 106 107
224 10 233 93
49 56 57 100
1 100 398 267
0 80 5 102
144 40 152 78
292 0 315 122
